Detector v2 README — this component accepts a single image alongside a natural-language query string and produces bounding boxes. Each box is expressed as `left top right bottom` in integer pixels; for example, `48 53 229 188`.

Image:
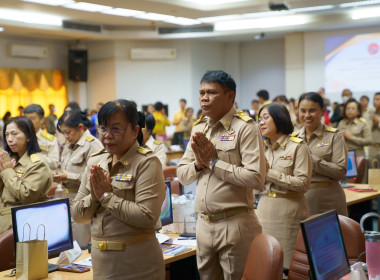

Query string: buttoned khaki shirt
60 130 103 190
72 141 166 240
337 117 372 151
295 124 348 183
369 112 380 145
37 129 59 170
145 135 166 167
177 106 266 213
263 135 312 194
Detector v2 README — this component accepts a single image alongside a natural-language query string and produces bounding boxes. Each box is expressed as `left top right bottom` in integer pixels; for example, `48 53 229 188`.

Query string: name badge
115 173 133 182
280 155 292 160
220 134 235 141
316 142 329 147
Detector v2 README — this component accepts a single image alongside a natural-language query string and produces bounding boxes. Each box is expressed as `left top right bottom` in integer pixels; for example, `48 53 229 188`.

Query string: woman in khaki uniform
72 100 165 280
53 109 103 246
296 92 348 216
0 117 51 234
337 98 372 157
257 103 312 270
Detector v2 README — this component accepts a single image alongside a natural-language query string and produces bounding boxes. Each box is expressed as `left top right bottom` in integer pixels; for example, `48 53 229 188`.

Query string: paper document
156 232 173 244
73 257 92 267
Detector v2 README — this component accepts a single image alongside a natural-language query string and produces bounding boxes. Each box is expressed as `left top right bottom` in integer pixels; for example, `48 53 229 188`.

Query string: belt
373 144 380 148
309 181 336 189
262 192 303 198
199 207 248 223
92 234 155 251
0 207 11 216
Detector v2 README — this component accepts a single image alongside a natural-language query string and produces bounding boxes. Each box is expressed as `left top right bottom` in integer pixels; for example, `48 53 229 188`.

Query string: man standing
370 92 380 167
24 104 59 170
256 89 271 107
177 71 265 280
172 99 187 145
45 104 58 135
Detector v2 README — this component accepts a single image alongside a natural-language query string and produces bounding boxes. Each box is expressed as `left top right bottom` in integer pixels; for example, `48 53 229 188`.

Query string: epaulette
290 131 300 137
153 140 162 145
86 135 95 142
137 147 152 155
30 154 40 163
90 148 106 157
193 115 205 126
290 136 303 143
359 117 367 123
237 110 252 122
325 126 337 133
41 131 54 141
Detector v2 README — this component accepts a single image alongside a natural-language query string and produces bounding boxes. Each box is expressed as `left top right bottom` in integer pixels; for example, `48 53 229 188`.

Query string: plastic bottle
54 184 65 199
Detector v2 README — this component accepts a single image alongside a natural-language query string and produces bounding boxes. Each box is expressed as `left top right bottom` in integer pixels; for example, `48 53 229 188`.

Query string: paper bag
368 159 380 185
16 224 48 280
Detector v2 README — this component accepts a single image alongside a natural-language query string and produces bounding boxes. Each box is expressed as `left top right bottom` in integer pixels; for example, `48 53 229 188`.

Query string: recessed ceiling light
0 9 62 26
101 8 144 17
22 0 74 5
63 2 112 12
165 17 201 25
183 0 247 5
351 6 380 19
291 5 335 13
198 14 242 23
134 13 174 22
340 0 380 8
0 27 4 32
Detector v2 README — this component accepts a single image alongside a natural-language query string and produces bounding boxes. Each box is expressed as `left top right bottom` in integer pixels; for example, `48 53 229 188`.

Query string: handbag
16 223 48 280
368 159 380 185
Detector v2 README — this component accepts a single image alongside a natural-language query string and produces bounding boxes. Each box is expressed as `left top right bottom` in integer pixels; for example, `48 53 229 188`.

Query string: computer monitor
300 210 351 280
11 198 73 257
160 181 173 226
345 150 358 179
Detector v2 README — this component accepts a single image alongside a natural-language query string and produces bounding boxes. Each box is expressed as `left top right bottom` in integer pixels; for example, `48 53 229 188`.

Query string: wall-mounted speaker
68 49 88 82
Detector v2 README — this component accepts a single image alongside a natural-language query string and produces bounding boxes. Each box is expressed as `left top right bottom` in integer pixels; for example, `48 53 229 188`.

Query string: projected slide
325 33 380 94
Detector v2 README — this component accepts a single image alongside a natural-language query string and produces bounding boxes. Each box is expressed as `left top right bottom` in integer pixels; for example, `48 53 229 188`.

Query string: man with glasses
177 71 266 280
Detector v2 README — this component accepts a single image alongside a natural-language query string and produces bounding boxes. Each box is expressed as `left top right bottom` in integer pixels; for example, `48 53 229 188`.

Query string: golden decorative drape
0 68 68 119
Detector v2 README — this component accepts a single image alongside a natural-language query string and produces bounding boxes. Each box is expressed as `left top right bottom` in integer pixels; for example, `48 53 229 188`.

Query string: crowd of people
0 69 380 280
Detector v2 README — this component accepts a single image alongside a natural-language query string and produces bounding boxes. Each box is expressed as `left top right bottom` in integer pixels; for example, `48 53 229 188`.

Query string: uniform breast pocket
215 140 239 164
276 160 293 174
112 181 135 201
70 155 85 165
314 146 332 161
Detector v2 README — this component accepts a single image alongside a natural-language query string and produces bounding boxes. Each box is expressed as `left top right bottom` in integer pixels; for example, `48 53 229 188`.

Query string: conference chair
241 234 284 280
0 229 15 272
288 215 365 280
163 166 181 195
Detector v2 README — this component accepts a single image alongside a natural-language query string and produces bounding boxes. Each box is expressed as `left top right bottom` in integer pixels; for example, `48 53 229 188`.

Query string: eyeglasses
97 125 128 136
257 115 271 124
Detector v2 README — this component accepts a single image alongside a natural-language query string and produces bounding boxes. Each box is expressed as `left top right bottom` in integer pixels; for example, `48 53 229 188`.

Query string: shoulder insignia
325 126 337 133
153 140 162 145
137 146 152 155
30 154 40 163
41 131 54 141
85 135 95 142
237 110 252 122
90 148 106 157
359 117 367 123
290 131 300 137
290 136 303 143
193 115 205 126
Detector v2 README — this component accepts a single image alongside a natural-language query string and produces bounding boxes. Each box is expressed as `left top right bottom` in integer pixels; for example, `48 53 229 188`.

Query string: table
166 150 184 163
344 184 380 206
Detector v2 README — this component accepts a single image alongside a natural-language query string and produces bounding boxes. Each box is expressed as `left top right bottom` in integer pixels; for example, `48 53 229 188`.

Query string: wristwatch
102 192 110 200
209 158 218 169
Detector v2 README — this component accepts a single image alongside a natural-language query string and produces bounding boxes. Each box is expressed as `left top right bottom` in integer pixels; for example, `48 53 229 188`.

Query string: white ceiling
1 0 380 41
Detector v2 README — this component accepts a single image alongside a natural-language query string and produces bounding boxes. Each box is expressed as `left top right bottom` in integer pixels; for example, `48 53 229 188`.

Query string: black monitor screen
300 210 351 280
11 198 73 256
345 150 358 178
160 181 173 227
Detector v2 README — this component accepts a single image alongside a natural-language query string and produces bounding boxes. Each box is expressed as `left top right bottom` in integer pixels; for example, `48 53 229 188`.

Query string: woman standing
142 113 166 167
54 109 103 246
0 117 51 234
337 98 372 157
72 100 165 280
296 92 348 216
257 103 312 269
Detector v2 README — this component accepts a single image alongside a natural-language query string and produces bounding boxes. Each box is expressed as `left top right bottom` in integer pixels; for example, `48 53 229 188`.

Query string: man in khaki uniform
177 71 266 280
24 104 59 170
369 92 380 167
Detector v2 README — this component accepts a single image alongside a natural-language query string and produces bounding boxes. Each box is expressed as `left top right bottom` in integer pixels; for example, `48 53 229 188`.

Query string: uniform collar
116 141 139 168
299 122 324 139
345 118 359 124
264 134 288 150
207 106 236 132
17 152 30 167
145 135 155 149
76 129 91 147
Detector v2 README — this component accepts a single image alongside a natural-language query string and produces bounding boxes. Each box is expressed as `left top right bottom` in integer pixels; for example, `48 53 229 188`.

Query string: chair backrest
163 166 177 181
241 234 284 280
355 156 366 183
0 229 15 272
288 214 365 280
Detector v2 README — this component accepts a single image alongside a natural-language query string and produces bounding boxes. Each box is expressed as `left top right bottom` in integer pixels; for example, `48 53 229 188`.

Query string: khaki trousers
196 210 262 280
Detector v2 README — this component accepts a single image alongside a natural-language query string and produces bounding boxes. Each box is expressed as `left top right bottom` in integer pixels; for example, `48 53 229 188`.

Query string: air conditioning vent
158 26 213 35
63 20 101 33
9 44 48 59
130 48 177 60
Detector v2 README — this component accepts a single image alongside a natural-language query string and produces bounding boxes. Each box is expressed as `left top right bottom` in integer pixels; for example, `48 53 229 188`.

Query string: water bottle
54 184 65 199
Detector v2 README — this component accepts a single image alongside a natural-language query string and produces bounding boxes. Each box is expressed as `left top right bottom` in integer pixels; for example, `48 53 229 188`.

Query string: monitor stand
48 263 59 273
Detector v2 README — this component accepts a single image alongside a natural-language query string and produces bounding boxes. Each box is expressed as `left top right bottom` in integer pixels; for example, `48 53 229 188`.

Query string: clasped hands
191 132 217 171
90 165 112 203
0 151 16 172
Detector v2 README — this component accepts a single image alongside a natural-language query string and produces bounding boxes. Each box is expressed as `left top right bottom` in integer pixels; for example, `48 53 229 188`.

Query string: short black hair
24 104 45 119
154 102 164 111
343 98 362 118
299 92 324 110
3 116 41 157
98 99 145 146
200 70 236 93
375 92 380 97
258 103 293 135
360 95 369 101
64 101 81 111
257 90 269 101
57 109 93 132
180 99 187 103
145 113 156 135
251 99 259 104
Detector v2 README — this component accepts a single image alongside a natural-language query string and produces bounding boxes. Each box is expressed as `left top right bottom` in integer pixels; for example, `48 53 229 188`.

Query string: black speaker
68 49 88 82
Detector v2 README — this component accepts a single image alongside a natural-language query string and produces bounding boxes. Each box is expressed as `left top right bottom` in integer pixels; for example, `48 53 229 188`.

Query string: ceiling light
198 14 242 23
214 15 309 31
22 0 74 5
340 0 380 8
134 13 175 22
351 6 380 19
290 5 335 12
183 0 248 5
0 9 62 26
0 27 4 32
101 8 144 17
254 32 265 40
165 17 201 26
63 2 112 12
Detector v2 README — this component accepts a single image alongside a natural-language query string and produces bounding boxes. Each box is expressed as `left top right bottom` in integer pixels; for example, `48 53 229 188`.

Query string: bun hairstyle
57 109 93 133
98 99 145 146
